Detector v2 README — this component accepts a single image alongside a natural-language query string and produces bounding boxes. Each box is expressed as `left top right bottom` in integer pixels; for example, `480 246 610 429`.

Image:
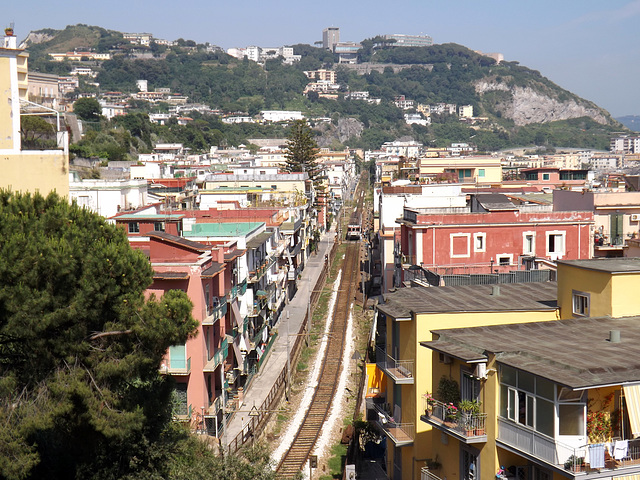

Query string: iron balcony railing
375 346 414 384
373 403 414 446
422 467 444 480
203 297 228 325
203 336 229 372
423 398 487 441
162 356 191 375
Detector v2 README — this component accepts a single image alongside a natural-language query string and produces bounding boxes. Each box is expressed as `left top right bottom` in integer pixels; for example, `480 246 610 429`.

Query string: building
322 27 340 51
334 42 361 64
68 177 149 218
418 155 503 184
397 193 593 282
611 135 640 154
0 30 69 196
260 110 304 123
304 69 337 83
373 256 640 480
458 105 473 118
27 72 60 110
382 33 433 47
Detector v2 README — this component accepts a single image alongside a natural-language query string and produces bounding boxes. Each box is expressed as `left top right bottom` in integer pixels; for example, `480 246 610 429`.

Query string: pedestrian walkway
224 224 337 445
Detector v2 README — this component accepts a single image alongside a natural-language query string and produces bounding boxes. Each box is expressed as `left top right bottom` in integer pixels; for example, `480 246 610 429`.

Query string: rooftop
557 257 640 274
378 282 557 319
183 222 264 238
423 316 640 389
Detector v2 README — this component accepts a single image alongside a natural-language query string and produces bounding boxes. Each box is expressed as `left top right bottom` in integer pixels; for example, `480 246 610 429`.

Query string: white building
260 111 304 122
404 113 429 126
69 176 149 219
459 104 473 118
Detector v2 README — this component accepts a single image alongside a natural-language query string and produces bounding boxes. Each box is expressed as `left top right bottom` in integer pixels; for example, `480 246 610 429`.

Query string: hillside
617 116 640 132
24 25 626 152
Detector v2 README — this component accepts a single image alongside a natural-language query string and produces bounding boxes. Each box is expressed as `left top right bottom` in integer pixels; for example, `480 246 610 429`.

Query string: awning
230 301 241 328
624 385 640 437
232 341 244 373
256 290 267 298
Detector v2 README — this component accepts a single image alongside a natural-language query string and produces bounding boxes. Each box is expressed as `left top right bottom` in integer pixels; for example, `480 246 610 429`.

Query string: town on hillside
4 23 640 480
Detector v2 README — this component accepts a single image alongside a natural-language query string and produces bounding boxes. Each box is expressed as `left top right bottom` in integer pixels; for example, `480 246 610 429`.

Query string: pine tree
283 119 321 183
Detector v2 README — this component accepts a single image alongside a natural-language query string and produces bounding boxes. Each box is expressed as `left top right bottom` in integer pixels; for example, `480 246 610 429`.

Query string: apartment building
322 27 340 50
373 257 640 480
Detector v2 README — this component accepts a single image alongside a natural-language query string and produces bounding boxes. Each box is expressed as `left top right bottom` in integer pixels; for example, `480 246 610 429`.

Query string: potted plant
564 455 585 472
424 392 436 416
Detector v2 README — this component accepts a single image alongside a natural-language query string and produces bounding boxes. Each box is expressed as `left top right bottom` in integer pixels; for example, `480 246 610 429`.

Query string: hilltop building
383 33 433 47
322 27 340 50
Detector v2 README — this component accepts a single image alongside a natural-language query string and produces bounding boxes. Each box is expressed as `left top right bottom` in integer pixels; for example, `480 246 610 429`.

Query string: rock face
475 80 609 126
21 31 56 48
315 118 364 147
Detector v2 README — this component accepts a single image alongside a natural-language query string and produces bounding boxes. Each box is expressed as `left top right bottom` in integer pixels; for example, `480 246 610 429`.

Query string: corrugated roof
377 282 557 319
201 263 224 278
474 194 517 211
426 316 640 389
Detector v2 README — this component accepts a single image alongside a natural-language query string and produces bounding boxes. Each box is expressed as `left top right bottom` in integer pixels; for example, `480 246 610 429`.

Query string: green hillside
25 25 627 153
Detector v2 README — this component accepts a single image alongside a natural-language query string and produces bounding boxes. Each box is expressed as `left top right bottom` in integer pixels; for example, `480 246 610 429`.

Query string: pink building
397 194 593 282
148 232 244 435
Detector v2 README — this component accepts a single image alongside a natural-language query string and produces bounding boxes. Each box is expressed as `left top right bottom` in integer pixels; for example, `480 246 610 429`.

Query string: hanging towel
589 443 606 469
614 440 629 461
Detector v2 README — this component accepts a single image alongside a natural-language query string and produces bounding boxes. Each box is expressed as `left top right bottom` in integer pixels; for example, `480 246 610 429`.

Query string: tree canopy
0 191 199 479
73 97 102 122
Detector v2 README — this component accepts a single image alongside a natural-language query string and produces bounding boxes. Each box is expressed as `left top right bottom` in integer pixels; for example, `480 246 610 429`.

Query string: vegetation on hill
25 24 627 153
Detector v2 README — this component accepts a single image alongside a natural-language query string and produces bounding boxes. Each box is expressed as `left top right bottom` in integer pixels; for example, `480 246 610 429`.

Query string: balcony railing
498 417 640 475
375 346 414 384
422 467 444 480
203 297 228 325
203 336 229 372
422 398 487 443
162 356 191 375
373 403 414 446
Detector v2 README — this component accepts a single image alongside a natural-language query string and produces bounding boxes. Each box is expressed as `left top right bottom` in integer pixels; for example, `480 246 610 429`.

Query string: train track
276 206 363 477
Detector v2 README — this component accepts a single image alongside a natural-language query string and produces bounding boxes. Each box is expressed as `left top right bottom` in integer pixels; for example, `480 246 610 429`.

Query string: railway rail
276 188 365 478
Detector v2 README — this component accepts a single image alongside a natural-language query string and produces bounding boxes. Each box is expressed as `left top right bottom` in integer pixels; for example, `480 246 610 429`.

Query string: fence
413 268 554 287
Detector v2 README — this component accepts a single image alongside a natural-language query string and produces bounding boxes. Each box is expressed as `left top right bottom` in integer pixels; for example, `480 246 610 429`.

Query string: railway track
276 223 363 477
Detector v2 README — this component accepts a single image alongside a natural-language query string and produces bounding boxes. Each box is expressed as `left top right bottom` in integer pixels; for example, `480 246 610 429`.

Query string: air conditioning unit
631 214 640 222
473 362 487 379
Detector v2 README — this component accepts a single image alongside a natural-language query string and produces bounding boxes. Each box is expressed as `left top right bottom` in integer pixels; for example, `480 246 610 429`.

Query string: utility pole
286 310 291 401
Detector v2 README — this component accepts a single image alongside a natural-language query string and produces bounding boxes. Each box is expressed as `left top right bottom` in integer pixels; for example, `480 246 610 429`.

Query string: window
572 290 590 317
478 169 485 177
523 232 535 255
474 233 486 252
546 231 565 257
154 221 165 232
542 173 550 181
450 233 471 258
128 222 140 233
497 254 513 266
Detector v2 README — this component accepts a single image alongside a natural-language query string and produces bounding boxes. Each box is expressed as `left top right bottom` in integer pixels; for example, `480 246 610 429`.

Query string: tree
20 116 56 149
283 119 321 182
73 97 102 122
0 191 199 480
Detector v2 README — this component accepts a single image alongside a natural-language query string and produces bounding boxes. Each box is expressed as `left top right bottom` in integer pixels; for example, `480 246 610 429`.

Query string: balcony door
461 447 479 480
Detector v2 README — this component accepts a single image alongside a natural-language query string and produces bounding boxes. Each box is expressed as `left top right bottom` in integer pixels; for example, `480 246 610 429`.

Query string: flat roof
115 214 185 221
183 222 264 238
424 316 640 389
378 282 557 319
557 258 640 274
246 231 274 249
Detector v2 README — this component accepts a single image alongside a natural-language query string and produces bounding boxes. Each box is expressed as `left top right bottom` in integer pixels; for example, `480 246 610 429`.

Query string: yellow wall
0 152 69 196
557 263 640 319
386 307 559 480
0 56 16 150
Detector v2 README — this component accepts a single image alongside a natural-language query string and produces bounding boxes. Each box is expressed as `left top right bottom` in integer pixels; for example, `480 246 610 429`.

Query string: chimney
491 285 500 296
609 330 621 343
3 27 17 49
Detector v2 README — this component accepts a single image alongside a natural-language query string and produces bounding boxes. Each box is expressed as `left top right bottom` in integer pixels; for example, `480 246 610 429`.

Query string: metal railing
373 403 415 445
426 398 487 438
204 297 227 325
375 346 414 383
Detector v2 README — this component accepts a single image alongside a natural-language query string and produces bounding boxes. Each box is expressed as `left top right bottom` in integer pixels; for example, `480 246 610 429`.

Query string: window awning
230 301 241 328
624 385 640 438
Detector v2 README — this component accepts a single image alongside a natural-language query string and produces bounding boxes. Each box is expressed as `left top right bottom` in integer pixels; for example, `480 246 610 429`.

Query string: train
346 208 362 240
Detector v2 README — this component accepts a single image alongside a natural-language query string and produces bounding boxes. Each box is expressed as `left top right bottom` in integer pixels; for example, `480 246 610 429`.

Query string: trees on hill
0 191 198 479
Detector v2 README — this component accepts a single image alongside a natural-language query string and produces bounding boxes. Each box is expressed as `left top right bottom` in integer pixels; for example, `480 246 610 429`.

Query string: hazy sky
5 0 639 117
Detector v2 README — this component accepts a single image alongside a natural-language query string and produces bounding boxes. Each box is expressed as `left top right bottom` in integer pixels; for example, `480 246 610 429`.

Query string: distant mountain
616 116 640 132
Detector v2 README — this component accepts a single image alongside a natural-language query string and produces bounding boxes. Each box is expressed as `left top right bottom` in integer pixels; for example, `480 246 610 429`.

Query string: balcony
497 417 640 476
422 467 444 480
202 297 228 325
161 356 191 376
203 336 229 372
375 346 414 384
421 398 487 444
228 285 239 302
373 403 414 446
249 256 277 283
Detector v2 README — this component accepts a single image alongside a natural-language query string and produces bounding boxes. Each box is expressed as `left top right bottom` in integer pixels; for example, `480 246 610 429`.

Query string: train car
346 211 361 240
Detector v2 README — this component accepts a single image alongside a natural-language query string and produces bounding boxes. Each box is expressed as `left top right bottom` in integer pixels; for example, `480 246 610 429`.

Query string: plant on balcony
423 392 436 416
437 376 461 405
587 393 614 443
445 403 459 421
564 455 585 472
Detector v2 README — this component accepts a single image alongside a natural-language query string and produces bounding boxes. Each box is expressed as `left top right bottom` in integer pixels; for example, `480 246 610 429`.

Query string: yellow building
374 282 559 479
418 156 503 184
374 257 640 480
0 31 69 196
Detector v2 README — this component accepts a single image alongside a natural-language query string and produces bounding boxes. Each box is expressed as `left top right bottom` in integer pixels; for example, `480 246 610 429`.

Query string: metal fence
419 268 554 287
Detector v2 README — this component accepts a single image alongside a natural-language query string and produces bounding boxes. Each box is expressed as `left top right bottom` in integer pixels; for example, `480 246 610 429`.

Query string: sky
5 0 640 117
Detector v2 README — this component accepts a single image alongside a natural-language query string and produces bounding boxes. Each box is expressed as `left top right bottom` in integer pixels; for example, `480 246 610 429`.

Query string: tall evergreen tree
0 191 198 480
283 119 321 183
